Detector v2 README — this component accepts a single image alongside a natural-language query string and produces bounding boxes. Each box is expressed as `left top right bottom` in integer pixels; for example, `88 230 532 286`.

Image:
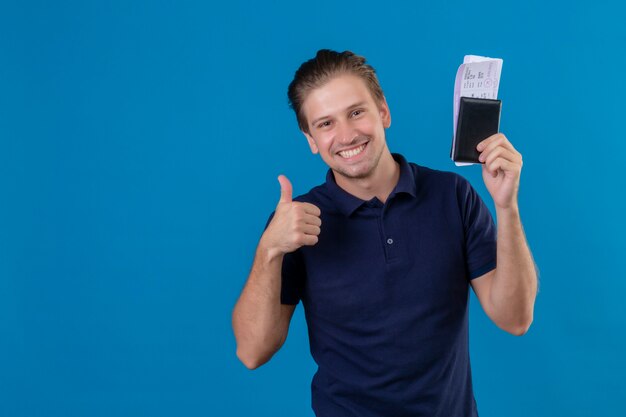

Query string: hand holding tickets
451 55 503 166
261 175 322 256
450 55 521 207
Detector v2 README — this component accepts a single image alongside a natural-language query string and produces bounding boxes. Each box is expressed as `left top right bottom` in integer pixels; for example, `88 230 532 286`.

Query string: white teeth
338 144 366 158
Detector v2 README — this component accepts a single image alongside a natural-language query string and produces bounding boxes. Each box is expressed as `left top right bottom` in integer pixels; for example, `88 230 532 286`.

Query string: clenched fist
260 175 322 256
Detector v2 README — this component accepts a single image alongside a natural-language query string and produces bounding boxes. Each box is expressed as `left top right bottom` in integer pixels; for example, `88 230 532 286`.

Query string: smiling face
301 74 392 182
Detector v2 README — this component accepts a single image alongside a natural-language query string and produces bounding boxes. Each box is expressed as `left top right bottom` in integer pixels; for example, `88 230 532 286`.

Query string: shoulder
408 162 472 194
405 162 483 220
292 182 337 212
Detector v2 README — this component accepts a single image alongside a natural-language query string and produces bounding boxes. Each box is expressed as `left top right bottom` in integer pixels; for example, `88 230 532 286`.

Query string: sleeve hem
469 260 497 280
280 296 300 305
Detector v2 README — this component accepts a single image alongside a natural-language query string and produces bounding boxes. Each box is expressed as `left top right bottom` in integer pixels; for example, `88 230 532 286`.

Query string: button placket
381 211 400 262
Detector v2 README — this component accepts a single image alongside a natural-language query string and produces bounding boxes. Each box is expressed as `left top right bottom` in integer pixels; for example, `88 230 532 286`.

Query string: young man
232 49 537 416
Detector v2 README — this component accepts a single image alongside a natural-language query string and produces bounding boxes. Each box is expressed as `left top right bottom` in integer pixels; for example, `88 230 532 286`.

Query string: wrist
495 204 521 223
258 234 285 263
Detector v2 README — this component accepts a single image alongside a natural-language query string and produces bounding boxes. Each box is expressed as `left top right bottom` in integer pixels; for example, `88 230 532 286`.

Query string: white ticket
452 55 503 166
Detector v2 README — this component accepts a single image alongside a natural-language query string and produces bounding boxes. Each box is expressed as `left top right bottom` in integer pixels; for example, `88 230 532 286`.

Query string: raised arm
232 175 321 369
470 134 538 336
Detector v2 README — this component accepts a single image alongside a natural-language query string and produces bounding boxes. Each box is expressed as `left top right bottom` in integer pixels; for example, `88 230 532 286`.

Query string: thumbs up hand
261 175 322 256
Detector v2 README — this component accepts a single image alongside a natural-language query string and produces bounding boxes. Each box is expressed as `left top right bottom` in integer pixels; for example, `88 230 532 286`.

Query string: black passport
451 97 502 164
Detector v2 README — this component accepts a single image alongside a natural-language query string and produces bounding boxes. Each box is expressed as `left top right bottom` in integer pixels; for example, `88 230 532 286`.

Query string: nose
335 121 357 146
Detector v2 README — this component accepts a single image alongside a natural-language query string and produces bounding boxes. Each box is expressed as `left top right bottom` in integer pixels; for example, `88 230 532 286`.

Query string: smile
338 143 367 159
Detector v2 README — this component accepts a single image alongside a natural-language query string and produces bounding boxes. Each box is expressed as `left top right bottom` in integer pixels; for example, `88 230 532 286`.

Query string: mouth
337 142 368 159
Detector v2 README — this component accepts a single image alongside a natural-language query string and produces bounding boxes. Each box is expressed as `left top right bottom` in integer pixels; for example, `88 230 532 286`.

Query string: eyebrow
310 101 368 127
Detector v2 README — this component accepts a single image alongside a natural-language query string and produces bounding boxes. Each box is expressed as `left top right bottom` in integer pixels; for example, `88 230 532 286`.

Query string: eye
351 109 363 117
318 120 331 129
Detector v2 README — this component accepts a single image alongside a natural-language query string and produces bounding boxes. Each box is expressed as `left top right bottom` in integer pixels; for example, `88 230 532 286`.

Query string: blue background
1 1 625 416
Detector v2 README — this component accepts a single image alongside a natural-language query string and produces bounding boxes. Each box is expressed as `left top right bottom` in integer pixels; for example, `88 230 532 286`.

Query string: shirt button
387 238 393 245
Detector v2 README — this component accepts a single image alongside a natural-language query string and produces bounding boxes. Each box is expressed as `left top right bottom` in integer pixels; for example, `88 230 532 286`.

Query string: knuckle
283 203 295 214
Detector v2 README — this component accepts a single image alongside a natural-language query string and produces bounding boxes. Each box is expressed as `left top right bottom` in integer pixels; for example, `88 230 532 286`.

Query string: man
232 49 537 416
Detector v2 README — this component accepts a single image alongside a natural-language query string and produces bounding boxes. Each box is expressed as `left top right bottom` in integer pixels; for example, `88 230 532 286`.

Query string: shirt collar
325 153 418 216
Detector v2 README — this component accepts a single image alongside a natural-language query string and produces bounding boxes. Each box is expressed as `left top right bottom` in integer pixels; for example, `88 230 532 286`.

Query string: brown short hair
287 49 385 134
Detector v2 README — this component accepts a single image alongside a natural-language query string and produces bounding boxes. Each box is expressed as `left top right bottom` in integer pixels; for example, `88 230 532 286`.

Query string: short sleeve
455 176 497 279
263 213 305 305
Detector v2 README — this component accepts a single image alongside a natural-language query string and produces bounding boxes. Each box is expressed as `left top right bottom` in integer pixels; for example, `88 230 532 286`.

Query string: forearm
232 239 288 368
490 205 538 333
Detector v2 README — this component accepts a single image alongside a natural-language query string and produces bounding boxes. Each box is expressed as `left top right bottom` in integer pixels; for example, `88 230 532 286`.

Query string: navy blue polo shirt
268 153 496 417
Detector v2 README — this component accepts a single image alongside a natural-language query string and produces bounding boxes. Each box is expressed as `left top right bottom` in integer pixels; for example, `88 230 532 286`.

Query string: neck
334 150 400 203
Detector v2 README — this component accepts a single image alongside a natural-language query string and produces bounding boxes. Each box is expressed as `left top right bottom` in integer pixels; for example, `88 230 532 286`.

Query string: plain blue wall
1 1 625 416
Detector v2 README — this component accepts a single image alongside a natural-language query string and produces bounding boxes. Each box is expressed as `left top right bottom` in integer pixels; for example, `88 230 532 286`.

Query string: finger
482 161 500 178
302 202 321 216
479 143 520 166
486 157 518 176
300 224 321 236
300 234 319 246
481 163 497 178
277 175 292 203
479 134 519 158
477 133 518 155
482 147 520 166
476 133 504 152
303 213 322 227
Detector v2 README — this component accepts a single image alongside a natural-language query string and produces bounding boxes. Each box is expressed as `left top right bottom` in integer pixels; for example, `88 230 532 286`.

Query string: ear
379 96 392 129
303 131 319 154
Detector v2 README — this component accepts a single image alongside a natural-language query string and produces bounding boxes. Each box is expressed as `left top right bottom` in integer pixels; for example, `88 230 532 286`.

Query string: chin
338 152 383 179
334 163 375 180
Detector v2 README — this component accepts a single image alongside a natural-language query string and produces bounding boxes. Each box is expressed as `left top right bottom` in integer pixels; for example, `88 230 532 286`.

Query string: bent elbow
507 317 533 337
508 326 529 337
236 347 272 370
236 349 263 370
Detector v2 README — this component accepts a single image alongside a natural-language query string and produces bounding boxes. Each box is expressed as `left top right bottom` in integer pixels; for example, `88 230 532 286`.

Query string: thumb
277 174 293 203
